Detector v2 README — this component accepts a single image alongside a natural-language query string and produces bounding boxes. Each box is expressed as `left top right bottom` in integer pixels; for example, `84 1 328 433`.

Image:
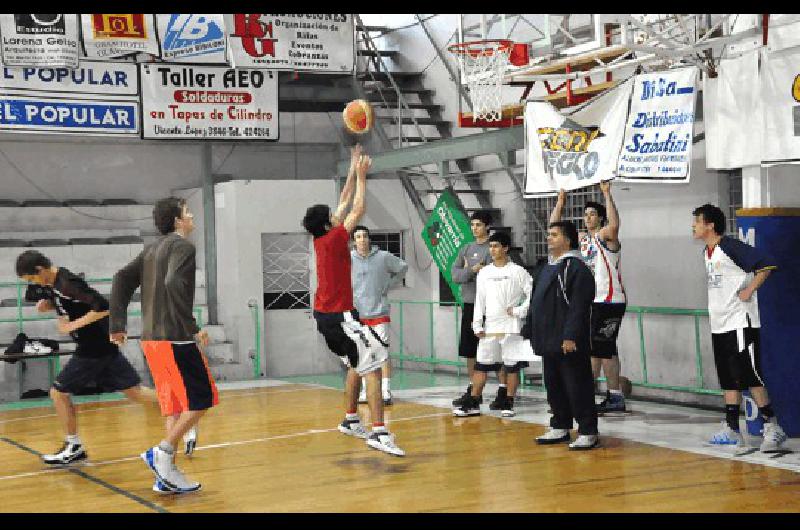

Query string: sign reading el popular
140 64 278 140
0 14 80 68
224 14 354 72
0 61 139 136
81 14 159 58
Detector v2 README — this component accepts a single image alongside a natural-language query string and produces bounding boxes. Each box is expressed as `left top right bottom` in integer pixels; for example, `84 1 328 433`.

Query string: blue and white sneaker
707 423 745 447
141 446 202 493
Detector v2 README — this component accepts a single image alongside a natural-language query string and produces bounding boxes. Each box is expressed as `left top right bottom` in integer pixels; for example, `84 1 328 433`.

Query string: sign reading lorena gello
0 61 139 136
140 63 278 140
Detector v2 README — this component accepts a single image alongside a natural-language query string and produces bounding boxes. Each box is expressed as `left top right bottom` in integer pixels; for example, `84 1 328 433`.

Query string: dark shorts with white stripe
711 326 763 390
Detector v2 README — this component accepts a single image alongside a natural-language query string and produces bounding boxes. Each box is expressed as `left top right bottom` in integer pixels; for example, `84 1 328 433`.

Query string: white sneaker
42 442 87 465
569 434 599 450
366 430 405 457
707 422 745 447
338 418 368 439
141 446 201 493
535 428 570 445
183 426 198 456
760 422 788 453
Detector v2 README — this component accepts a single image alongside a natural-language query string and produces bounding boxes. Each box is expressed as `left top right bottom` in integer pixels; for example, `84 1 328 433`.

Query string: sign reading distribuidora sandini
0 61 140 136
140 63 278 140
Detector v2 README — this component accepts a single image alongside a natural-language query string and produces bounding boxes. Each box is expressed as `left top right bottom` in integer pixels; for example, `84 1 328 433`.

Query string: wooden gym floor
1 381 800 512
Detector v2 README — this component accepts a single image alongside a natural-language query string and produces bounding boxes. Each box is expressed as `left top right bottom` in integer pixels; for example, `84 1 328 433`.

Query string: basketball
342 99 374 135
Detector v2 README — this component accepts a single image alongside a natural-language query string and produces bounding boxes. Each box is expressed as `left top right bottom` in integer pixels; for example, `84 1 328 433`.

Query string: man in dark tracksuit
525 220 599 450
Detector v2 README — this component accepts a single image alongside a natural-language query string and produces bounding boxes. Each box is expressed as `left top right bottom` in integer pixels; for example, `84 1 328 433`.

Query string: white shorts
477 334 535 366
340 315 389 376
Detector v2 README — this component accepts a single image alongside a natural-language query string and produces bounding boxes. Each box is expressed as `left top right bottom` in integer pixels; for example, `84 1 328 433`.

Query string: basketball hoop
449 39 528 123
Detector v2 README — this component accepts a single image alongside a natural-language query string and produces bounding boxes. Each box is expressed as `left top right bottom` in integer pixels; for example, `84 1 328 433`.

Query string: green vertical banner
420 188 475 304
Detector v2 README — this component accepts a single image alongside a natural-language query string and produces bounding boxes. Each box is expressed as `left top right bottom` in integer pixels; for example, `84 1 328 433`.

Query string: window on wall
727 170 742 236
525 186 604 264
369 231 403 258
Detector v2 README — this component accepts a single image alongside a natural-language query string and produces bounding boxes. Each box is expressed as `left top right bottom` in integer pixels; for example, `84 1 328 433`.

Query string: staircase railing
355 14 429 148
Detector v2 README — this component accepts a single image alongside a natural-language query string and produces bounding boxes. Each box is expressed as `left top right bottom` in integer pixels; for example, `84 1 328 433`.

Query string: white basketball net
456 42 511 122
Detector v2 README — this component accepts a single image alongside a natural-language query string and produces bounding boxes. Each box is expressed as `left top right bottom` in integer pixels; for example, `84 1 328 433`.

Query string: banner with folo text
524 78 633 197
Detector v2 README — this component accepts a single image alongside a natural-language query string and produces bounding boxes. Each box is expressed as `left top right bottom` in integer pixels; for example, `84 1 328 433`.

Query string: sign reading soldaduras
618 67 697 182
0 14 80 68
420 189 475 305
224 14 354 72
156 14 227 63
0 61 139 136
140 64 278 140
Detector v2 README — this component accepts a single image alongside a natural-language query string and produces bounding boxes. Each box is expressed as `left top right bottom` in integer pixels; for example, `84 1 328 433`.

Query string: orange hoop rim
448 39 513 58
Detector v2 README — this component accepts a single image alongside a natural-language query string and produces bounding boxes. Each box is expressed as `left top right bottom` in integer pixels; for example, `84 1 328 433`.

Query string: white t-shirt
704 236 776 334
472 261 533 335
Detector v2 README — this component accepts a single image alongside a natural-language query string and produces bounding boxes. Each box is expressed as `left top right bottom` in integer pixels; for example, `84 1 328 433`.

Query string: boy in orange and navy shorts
111 197 218 494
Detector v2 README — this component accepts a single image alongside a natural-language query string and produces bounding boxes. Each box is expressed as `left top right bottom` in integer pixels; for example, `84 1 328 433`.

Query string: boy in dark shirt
15 250 157 466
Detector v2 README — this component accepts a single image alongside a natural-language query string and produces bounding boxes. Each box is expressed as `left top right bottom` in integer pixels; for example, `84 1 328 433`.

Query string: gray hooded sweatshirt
351 246 409 319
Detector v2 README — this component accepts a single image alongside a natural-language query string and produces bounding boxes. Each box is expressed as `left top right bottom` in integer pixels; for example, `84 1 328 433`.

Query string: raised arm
597 180 620 247
332 144 362 224
342 154 371 233
549 189 567 224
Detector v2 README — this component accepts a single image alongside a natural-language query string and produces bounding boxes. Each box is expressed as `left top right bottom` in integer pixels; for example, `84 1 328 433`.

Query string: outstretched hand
350 143 363 164
600 180 611 194
557 189 567 202
356 154 371 178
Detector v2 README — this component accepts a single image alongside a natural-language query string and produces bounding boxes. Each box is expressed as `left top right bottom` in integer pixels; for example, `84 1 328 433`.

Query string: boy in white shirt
453 232 533 418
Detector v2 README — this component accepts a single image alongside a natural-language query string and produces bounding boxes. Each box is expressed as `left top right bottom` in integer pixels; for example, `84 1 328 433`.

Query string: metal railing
388 299 722 396
248 299 261 378
1 278 204 395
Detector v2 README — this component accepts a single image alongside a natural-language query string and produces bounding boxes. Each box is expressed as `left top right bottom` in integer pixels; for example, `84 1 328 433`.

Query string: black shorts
475 361 529 374
590 302 626 359
712 327 764 391
459 303 482 358
53 351 141 395
314 310 359 368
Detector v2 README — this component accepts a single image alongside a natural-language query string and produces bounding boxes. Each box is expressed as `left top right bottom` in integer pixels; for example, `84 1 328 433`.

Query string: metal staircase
352 15 526 263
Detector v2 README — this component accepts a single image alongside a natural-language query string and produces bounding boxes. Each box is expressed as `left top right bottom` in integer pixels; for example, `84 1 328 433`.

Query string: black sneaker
452 385 482 407
42 442 87 465
489 386 508 410
500 397 515 417
452 395 481 417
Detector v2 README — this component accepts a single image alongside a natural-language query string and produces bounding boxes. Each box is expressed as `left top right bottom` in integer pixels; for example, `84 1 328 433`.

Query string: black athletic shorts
53 351 141 395
590 302 626 359
314 310 359 368
712 327 764 391
475 361 529 373
459 303 482 358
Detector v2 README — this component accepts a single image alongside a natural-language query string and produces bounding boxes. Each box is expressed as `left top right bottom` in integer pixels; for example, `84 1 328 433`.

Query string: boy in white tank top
550 181 628 414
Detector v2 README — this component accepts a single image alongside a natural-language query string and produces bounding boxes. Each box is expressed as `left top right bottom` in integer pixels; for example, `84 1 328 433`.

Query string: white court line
0 411 451 483
0 385 326 425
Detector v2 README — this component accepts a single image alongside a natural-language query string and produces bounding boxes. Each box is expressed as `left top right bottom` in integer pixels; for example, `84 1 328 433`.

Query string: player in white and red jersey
692 204 787 452
550 180 627 414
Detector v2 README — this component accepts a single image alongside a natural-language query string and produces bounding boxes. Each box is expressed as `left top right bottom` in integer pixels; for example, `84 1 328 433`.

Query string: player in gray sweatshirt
351 226 408 405
451 211 509 410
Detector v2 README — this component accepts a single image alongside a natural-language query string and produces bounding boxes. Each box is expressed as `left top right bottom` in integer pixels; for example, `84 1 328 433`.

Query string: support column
202 143 218 325
741 164 770 208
